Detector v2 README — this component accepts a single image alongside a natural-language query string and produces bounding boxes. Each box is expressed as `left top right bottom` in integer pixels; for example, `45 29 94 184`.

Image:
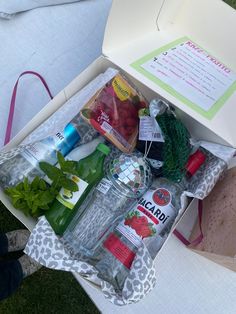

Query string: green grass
224 0 236 8
0 203 99 314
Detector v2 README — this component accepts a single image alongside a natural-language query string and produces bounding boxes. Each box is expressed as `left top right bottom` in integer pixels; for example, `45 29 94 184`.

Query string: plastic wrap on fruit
80 74 148 153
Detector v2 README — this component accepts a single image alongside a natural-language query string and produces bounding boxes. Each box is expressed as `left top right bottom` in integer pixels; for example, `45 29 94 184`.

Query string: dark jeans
0 234 23 301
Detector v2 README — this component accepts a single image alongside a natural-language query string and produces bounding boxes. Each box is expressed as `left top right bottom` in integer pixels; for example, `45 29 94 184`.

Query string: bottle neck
76 149 107 182
55 123 81 156
82 149 107 172
91 149 107 162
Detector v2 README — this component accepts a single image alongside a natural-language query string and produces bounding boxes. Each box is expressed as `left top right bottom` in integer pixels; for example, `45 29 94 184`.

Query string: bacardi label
116 187 177 248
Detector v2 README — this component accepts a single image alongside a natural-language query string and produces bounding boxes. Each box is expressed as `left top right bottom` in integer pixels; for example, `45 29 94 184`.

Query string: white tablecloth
0 0 112 147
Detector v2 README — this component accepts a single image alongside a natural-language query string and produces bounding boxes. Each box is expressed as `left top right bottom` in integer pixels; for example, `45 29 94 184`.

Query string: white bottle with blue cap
0 120 91 189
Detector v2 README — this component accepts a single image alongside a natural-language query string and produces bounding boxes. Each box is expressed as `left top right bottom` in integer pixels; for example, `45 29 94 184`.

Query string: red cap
186 150 206 176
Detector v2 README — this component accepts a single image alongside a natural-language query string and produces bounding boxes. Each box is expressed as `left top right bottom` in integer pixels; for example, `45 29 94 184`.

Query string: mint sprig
5 177 56 217
5 152 79 218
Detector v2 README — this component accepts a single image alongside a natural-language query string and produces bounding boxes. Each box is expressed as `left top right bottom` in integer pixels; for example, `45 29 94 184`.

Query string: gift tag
139 116 164 142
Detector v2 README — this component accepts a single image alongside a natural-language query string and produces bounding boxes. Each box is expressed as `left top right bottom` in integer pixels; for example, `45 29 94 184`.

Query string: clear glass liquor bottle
91 149 206 291
62 154 152 260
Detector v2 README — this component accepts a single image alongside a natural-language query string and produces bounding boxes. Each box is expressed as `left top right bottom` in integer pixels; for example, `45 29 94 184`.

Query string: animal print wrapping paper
24 142 235 305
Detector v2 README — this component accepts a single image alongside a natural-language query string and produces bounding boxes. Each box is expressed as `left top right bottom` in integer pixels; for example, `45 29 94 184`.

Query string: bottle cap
96 143 111 156
59 123 81 155
186 149 206 176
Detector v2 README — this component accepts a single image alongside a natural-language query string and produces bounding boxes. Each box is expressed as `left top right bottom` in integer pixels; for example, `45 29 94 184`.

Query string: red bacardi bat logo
153 188 171 206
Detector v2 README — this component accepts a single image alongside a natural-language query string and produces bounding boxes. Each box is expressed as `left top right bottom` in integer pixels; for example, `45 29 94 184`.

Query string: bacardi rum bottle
92 149 206 291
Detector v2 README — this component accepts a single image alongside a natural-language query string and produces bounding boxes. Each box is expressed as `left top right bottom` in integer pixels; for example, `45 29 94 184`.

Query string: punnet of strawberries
81 74 148 152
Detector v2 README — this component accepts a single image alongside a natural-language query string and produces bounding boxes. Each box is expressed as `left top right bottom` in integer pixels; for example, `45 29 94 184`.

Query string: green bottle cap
96 143 111 156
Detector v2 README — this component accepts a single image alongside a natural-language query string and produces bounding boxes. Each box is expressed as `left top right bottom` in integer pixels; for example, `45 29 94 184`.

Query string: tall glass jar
62 154 153 260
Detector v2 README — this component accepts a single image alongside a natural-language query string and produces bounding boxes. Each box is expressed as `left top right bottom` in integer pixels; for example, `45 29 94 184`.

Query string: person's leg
0 230 41 301
0 233 8 255
0 255 42 301
0 229 30 256
18 255 42 278
0 259 23 301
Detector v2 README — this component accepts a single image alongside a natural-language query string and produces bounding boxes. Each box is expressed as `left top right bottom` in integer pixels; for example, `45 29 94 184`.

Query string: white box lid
103 0 236 147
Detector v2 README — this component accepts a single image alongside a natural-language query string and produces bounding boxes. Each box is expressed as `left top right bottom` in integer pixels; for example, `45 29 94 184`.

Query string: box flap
103 0 164 55
103 0 236 147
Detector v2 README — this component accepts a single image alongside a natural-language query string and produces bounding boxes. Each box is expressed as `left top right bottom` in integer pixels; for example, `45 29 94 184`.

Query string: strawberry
124 127 134 137
129 216 139 229
139 216 148 224
130 216 144 230
128 215 154 239
137 101 147 110
91 108 103 122
96 102 106 111
139 226 152 238
129 215 137 225
125 118 137 127
128 105 139 117
124 218 132 226
121 100 131 110
112 120 121 129
118 109 129 119
118 126 128 138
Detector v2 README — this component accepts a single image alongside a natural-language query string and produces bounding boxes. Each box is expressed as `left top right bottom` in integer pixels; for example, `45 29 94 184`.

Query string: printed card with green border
131 37 236 119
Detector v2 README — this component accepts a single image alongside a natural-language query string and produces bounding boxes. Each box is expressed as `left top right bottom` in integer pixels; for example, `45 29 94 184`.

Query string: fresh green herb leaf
5 153 81 218
39 190 55 204
60 160 78 175
39 205 50 211
39 162 62 181
16 182 24 191
57 152 66 168
60 177 78 192
31 176 40 190
23 178 30 191
39 179 47 191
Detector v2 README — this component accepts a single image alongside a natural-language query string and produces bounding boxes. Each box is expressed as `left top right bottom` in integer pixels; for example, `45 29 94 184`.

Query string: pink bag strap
173 199 204 246
4 71 53 145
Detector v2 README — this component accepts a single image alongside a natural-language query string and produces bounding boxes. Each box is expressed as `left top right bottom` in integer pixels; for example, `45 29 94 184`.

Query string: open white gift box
1 0 236 303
